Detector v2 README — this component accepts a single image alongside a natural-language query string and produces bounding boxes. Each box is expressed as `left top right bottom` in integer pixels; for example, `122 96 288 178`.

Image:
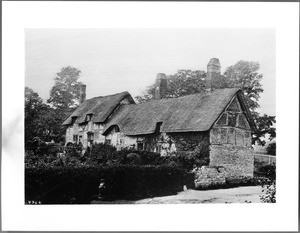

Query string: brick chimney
154 73 168 100
206 58 221 91
79 84 86 104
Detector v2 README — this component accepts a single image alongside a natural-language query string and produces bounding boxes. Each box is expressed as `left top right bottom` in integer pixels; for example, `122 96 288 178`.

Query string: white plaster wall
124 136 137 148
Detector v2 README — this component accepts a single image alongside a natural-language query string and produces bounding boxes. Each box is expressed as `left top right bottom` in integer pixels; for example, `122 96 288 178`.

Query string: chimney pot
155 73 168 100
79 84 86 104
206 58 221 91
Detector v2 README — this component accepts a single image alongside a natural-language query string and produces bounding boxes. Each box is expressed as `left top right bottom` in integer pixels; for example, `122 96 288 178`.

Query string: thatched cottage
63 58 255 178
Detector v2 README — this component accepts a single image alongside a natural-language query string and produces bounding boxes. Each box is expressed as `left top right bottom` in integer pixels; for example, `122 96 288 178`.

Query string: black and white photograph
2 1 299 231
24 28 276 205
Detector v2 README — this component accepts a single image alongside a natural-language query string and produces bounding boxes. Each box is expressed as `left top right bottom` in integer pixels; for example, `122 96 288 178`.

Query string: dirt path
92 186 263 204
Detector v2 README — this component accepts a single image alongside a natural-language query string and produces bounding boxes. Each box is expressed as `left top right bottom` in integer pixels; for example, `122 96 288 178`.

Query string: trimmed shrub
125 153 142 165
25 164 185 204
90 143 118 164
65 143 83 157
117 149 161 165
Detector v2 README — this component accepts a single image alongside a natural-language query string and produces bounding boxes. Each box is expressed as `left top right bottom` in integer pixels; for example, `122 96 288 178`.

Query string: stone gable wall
208 94 254 178
209 145 254 178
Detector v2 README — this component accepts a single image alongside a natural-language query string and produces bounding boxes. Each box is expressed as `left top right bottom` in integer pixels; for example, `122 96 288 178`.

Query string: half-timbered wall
65 121 106 148
65 96 134 148
209 95 254 178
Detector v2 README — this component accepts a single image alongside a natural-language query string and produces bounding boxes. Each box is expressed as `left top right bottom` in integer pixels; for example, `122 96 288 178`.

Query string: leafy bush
26 140 64 157
90 143 118 163
255 163 276 180
134 150 161 165
26 140 210 170
171 141 210 171
266 142 276 156
65 143 83 157
154 155 178 165
260 180 276 203
25 164 185 204
254 163 276 203
125 153 142 165
255 174 276 203
226 176 259 188
116 148 161 165
25 151 58 168
175 151 209 171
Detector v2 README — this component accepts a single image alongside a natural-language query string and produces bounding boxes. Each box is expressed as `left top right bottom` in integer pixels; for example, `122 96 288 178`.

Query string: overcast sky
25 28 275 115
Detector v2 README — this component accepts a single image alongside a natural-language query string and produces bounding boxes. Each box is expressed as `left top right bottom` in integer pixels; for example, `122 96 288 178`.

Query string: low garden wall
194 166 226 189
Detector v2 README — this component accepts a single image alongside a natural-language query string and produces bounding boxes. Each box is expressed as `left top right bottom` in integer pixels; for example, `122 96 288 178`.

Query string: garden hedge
25 164 185 204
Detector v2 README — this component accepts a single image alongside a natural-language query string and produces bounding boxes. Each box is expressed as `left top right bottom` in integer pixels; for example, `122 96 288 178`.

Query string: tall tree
25 87 50 148
223 61 275 145
253 114 276 145
224 61 264 112
47 66 84 142
47 66 83 110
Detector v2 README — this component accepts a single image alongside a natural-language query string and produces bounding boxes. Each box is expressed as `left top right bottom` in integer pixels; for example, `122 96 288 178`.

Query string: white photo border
2 1 299 231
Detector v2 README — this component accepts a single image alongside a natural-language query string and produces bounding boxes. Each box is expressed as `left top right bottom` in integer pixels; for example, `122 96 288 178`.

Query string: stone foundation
209 145 254 179
194 166 226 189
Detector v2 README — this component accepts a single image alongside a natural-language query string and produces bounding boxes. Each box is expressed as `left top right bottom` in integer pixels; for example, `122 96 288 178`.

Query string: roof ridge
84 91 130 102
102 87 245 135
135 88 239 106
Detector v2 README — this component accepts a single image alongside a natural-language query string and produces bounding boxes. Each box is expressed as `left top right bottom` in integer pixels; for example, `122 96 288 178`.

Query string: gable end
214 91 255 131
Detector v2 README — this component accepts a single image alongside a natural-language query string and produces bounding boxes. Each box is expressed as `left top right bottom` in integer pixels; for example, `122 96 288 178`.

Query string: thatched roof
103 88 255 136
62 91 134 125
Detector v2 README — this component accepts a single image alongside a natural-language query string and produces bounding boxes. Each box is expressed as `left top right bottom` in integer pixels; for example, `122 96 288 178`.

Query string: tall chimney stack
154 73 168 100
206 58 221 91
79 84 86 104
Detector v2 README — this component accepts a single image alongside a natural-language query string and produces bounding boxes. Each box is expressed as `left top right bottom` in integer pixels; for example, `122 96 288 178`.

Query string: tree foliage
46 66 83 142
253 114 276 145
25 66 83 150
136 70 207 103
223 61 264 112
266 141 276 156
47 66 83 110
223 61 275 145
25 87 50 148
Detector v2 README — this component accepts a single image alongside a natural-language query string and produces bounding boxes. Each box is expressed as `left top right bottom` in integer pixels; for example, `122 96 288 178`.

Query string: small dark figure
98 179 106 200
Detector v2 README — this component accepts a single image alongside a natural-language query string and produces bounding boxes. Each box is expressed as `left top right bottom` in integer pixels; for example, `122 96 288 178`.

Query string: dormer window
115 125 120 133
155 122 163 134
71 116 77 124
86 114 93 122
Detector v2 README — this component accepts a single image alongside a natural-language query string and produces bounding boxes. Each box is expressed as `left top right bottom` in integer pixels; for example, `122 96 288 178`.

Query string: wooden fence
254 153 276 165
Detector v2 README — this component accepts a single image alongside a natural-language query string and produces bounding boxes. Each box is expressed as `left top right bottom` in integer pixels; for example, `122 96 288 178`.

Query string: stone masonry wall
209 145 254 178
194 166 226 189
208 94 254 179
